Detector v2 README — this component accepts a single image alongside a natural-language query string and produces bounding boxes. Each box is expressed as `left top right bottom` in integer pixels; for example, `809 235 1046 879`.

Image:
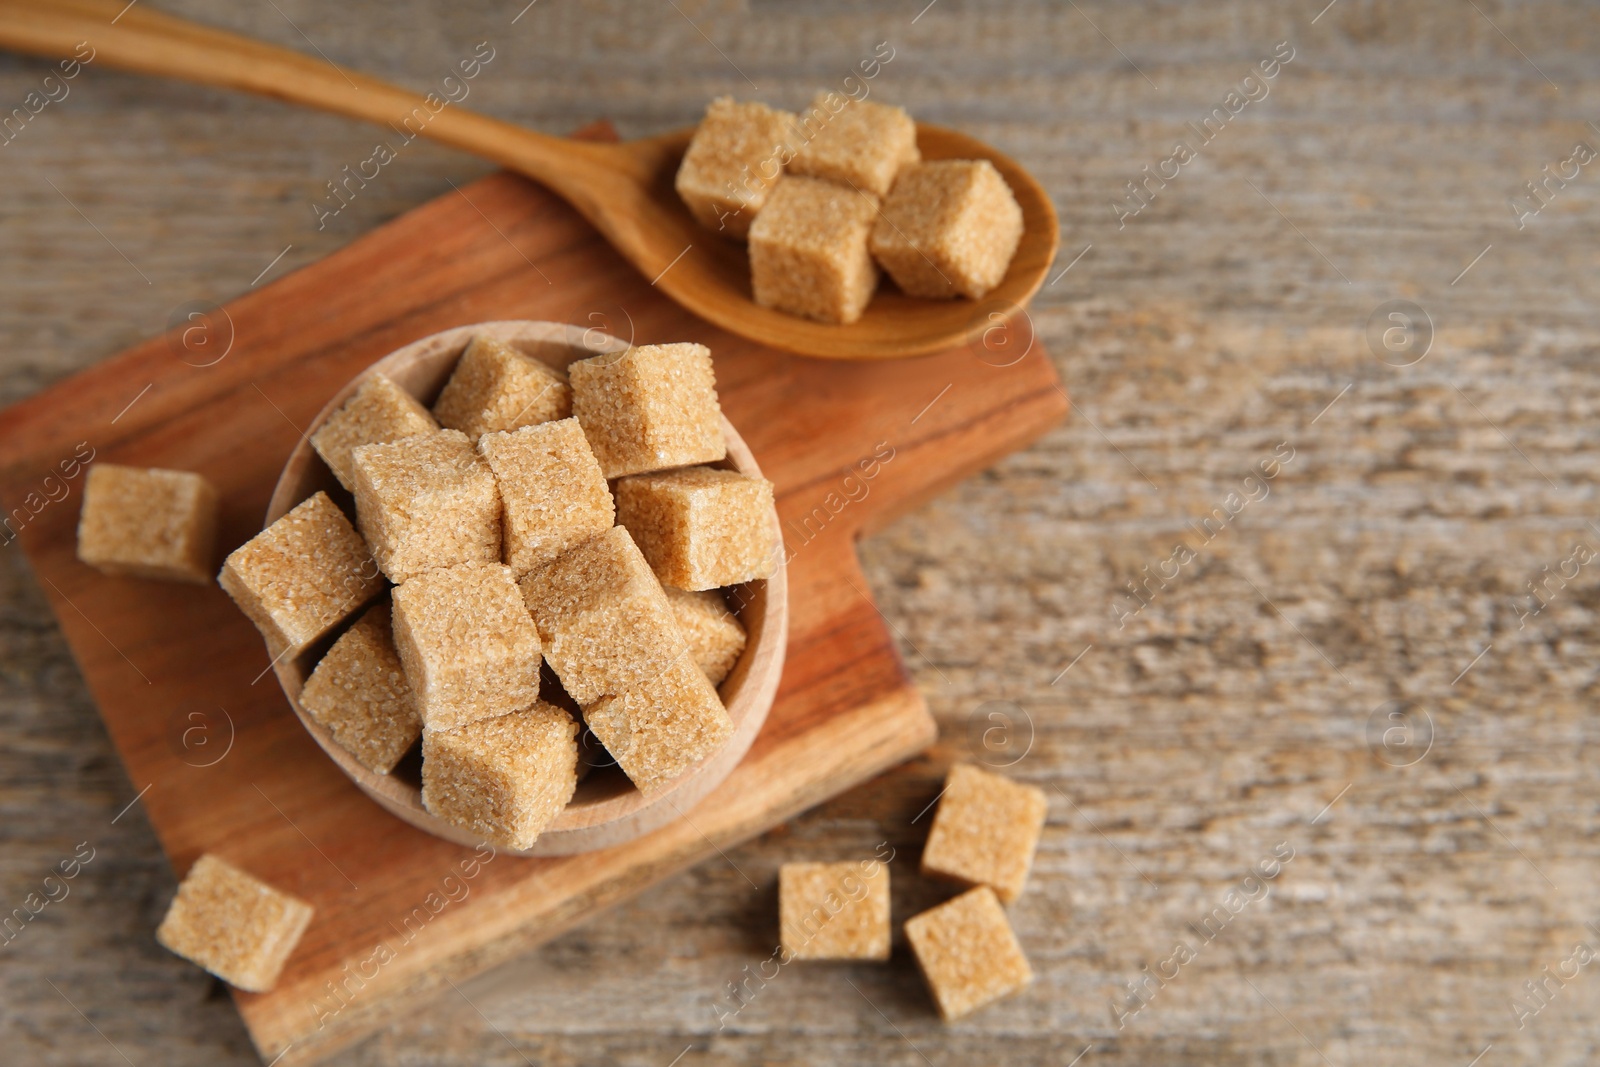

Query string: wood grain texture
2 1 1599 1065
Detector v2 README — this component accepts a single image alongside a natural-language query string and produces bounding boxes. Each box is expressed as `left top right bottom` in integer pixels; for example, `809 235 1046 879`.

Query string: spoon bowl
0 0 1059 360
588 124 1059 360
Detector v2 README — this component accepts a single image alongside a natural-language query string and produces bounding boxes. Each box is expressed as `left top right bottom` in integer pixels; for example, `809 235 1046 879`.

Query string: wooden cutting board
0 124 1067 1064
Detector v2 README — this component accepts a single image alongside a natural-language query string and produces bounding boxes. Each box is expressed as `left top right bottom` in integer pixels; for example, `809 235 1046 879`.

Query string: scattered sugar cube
519 525 690 706
569 343 726 479
616 466 778 591
298 602 420 774
76 464 218 584
432 335 571 440
582 652 732 793
920 763 1047 904
779 859 890 961
905 886 1032 1021
155 854 314 993
870 159 1024 300
391 562 542 731
310 373 438 491
350 429 500 582
478 418 614 577
675 96 801 239
421 700 579 851
749 177 880 324
665 587 746 686
790 93 920 198
218 491 383 660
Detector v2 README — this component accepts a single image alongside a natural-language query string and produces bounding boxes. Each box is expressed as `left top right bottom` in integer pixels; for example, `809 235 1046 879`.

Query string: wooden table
2 2 1597 1064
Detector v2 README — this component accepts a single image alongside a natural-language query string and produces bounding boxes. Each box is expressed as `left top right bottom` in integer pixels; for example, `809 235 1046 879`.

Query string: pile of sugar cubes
74 336 779 992
778 763 1047 1020
675 94 1025 324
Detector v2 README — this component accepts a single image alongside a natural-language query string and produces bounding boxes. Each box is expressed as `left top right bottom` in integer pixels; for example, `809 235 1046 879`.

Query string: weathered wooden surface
0 151 1070 1062
2 1 1598 1065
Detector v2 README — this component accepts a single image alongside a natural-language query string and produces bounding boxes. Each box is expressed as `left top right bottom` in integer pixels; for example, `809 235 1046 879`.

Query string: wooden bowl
264 321 788 856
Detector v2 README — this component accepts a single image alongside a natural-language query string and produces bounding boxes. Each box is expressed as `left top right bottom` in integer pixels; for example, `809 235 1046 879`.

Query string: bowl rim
263 320 788 856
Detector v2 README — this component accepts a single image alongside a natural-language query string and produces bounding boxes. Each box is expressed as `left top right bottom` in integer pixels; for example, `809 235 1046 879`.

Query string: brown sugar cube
420 700 579 851
350 429 500 582
568 342 725 479
616 466 778 591
310 373 438 491
675 96 802 239
870 159 1024 300
665 587 747 686
779 859 890 961
298 602 420 774
519 525 691 706
905 886 1032 1021
155 854 314 993
749 177 880 325
76 464 218 584
477 418 615 577
219 491 383 661
391 562 541 730
790 93 920 198
921 763 1047 904
432 335 571 440
582 651 732 793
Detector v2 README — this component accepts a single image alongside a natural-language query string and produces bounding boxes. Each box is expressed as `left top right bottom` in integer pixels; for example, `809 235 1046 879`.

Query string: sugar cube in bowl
259 321 787 857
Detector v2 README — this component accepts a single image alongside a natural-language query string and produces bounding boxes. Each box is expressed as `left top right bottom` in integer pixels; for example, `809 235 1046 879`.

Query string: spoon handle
0 0 621 198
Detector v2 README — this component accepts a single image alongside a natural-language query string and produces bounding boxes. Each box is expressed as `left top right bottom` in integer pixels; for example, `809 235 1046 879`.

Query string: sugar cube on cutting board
76 464 218 584
156 854 314 994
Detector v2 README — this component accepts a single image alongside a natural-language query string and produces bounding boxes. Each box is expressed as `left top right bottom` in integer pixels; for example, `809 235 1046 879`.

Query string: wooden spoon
0 0 1059 361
